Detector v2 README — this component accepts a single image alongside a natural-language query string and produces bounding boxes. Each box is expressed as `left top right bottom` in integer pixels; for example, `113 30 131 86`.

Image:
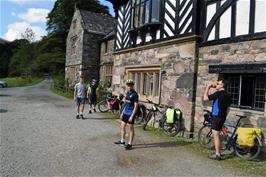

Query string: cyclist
115 79 139 150
203 79 231 160
74 75 87 120
87 79 98 114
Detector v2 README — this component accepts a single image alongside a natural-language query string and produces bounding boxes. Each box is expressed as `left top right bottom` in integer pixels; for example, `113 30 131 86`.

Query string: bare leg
212 130 221 155
120 122 126 142
80 104 85 114
77 106 80 114
128 124 134 145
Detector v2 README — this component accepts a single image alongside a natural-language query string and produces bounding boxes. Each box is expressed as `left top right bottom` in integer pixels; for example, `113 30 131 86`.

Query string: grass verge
49 86 73 99
140 127 266 176
0 77 43 87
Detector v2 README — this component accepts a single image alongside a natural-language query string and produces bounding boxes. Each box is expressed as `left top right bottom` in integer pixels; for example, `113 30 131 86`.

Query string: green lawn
0 77 43 87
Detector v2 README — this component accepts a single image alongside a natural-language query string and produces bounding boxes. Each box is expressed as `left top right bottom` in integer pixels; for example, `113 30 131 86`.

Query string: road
0 80 248 177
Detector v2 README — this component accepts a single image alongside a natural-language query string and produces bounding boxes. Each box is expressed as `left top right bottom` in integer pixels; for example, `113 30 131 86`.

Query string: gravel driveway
0 80 249 177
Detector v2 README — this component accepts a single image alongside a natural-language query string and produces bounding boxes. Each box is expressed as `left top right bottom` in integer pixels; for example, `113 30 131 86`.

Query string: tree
21 28 35 43
47 0 110 33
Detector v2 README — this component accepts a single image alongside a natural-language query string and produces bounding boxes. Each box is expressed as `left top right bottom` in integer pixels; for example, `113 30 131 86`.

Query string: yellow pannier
237 128 263 147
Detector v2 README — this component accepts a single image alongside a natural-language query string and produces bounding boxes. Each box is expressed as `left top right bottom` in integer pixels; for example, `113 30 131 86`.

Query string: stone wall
65 10 84 86
99 39 115 82
195 39 266 132
81 32 104 82
113 40 198 136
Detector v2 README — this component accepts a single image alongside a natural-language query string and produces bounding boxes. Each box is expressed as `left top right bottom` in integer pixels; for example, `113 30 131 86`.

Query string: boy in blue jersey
115 79 139 150
203 79 231 160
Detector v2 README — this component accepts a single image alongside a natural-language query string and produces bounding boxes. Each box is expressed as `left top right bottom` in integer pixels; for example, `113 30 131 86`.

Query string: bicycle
142 99 181 137
198 110 264 160
98 94 124 114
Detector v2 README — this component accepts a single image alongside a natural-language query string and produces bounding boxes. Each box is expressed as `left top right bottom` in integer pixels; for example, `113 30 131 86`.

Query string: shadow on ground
133 141 192 149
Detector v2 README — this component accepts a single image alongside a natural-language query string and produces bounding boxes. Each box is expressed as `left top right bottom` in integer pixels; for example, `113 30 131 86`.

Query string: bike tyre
142 112 153 130
234 136 262 160
98 100 109 113
161 114 181 137
198 125 214 149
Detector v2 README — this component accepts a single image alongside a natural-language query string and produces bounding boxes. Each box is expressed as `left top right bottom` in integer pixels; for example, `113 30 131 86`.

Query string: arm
129 102 139 121
203 84 212 101
74 87 77 100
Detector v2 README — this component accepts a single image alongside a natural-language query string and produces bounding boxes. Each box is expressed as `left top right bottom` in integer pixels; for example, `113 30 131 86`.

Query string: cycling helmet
126 79 135 85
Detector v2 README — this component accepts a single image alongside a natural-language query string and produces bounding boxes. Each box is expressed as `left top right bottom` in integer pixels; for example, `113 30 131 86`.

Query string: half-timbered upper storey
115 0 266 50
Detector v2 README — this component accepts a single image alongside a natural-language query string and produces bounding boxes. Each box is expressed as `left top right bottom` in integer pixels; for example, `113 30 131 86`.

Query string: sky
0 0 115 41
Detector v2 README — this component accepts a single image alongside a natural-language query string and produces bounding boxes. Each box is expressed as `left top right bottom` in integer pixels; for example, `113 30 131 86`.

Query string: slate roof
79 9 117 36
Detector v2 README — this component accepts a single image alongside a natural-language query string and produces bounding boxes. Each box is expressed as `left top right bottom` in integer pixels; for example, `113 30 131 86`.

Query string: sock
77 113 79 115
216 152 221 156
80 112 83 115
121 139 124 143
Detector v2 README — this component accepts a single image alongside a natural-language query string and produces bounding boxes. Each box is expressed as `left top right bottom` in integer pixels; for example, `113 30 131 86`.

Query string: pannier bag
237 128 263 147
109 99 119 110
166 108 181 124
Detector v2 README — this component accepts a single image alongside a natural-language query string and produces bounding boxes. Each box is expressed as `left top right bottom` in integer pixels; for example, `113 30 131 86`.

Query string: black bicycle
198 110 264 160
142 99 181 137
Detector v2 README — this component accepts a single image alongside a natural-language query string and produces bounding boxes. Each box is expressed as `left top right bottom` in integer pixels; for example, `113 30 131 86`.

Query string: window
104 41 108 54
127 68 160 103
70 36 77 55
102 64 113 83
132 0 160 28
226 74 266 111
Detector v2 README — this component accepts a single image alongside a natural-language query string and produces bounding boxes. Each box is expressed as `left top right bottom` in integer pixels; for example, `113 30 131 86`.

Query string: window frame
126 67 161 103
102 64 113 83
226 74 266 111
70 35 77 55
131 0 161 29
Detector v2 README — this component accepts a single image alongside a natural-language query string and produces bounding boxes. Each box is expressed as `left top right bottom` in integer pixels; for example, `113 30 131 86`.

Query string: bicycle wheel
198 125 214 149
161 114 181 137
142 111 153 130
135 108 144 124
98 100 109 113
234 136 262 160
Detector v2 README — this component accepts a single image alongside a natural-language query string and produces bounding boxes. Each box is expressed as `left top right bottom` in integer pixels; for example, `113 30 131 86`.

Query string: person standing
115 79 139 150
203 79 231 160
74 75 87 120
87 79 98 114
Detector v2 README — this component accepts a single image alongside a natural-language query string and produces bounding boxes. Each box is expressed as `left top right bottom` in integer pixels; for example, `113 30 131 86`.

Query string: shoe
76 115 80 119
80 114 84 120
114 140 125 146
89 110 92 114
125 144 133 150
208 154 221 160
93 109 96 112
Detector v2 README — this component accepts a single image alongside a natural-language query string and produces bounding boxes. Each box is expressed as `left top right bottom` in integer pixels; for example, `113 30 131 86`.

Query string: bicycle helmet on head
126 79 135 85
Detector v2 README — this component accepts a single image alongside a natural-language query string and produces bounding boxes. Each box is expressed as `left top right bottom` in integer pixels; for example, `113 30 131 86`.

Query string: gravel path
0 80 249 177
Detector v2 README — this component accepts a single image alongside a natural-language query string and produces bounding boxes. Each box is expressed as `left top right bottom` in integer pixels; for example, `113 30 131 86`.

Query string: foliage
0 77 43 87
1 0 112 79
0 39 28 77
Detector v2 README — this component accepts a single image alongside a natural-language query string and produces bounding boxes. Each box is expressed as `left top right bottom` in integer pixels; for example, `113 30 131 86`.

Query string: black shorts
211 116 226 131
89 95 97 105
122 114 134 125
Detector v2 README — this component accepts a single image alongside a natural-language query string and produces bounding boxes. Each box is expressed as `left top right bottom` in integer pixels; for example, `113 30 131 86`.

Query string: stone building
102 0 266 137
65 8 116 86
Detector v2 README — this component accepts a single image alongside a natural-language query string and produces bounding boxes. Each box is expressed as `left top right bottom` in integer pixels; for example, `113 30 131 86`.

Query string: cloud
4 22 47 41
11 12 16 16
18 8 50 23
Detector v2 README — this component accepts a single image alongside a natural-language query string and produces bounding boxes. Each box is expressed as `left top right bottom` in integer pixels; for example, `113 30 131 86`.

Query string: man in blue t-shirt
203 79 231 160
115 79 139 150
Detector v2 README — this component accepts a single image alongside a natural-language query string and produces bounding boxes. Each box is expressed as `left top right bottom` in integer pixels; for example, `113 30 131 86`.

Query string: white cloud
11 12 16 16
4 22 47 41
18 8 49 23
